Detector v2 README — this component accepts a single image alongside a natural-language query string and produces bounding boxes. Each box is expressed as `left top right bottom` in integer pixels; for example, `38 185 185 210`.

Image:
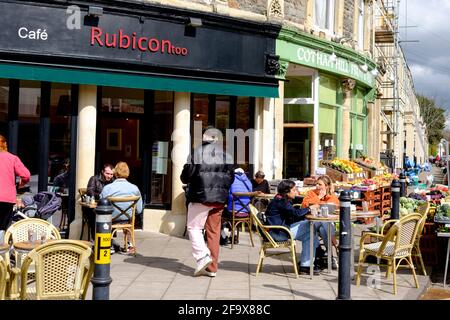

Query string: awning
0 62 279 98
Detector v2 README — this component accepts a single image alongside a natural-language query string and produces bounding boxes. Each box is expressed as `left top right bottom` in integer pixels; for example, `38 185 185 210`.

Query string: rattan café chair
11 239 94 300
0 255 8 300
108 195 141 256
249 204 298 278
4 218 61 267
356 213 422 295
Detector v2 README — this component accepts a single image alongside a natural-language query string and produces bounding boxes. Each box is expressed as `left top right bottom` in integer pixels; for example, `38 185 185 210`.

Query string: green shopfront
276 28 376 179
0 0 280 237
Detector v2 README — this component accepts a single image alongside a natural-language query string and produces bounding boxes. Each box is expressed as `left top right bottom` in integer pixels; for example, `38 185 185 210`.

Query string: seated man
100 162 143 254
53 159 70 193
83 164 115 240
265 180 321 275
251 170 271 194
251 170 271 212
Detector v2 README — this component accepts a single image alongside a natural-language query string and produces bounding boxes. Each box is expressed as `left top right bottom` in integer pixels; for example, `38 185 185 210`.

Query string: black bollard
337 190 352 300
91 198 113 300
391 179 401 220
399 172 406 197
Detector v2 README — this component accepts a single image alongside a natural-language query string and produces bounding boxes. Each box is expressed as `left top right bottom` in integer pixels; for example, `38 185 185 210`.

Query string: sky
398 0 450 128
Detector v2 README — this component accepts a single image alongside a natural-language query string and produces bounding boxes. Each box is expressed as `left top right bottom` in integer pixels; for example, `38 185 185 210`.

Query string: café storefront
0 0 280 236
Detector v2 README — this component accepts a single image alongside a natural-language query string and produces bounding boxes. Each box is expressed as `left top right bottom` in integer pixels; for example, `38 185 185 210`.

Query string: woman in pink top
0 134 30 230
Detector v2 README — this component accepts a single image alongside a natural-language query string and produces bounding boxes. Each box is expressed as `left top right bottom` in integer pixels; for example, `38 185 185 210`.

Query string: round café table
305 211 381 279
306 213 345 278
0 243 9 261
13 241 43 268
14 239 93 266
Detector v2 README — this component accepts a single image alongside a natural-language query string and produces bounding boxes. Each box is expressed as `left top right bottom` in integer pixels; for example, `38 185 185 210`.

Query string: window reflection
101 87 144 113
18 81 40 184
49 83 71 183
0 79 8 136
150 91 174 207
191 94 254 173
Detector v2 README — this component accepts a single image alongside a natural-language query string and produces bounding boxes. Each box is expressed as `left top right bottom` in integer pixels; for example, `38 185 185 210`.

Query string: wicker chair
11 240 93 300
222 192 255 249
108 195 140 256
78 188 91 240
356 213 422 294
4 218 61 267
412 202 430 275
0 255 7 300
249 204 298 278
378 202 430 276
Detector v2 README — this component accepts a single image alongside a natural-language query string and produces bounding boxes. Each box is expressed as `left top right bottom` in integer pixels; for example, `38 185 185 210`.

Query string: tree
417 94 447 146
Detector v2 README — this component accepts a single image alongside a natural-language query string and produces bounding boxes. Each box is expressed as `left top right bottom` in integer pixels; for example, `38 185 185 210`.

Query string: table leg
351 223 355 279
310 221 314 279
444 238 450 289
375 217 381 265
327 222 332 273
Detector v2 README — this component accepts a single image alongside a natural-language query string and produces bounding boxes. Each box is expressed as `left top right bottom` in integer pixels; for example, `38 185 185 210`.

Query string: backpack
33 191 62 220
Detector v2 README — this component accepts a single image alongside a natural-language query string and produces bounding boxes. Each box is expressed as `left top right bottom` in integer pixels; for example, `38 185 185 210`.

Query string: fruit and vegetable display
435 203 450 221
399 196 426 217
407 192 428 201
322 159 364 174
355 156 388 171
360 172 394 188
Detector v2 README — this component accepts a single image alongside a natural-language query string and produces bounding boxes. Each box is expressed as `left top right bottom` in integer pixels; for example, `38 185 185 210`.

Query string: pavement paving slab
84 226 431 301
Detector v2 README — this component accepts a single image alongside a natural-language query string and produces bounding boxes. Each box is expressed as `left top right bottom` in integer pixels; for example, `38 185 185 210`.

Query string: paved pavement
85 223 431 300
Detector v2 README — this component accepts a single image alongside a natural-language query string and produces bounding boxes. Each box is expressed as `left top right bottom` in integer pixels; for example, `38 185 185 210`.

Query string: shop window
319 103 337 161
319 74 339 106
150 91 174 207
18 81 41 184
191 94 254 173
192 94 209 149
350 116 365 159
284 76 312 99
0 79 8 135
358 0 365 50
215 96 230 133
284 104 314 123
314 0 335 33
236 97 250 130
49 83 72 183
319 133 336 161
99 86 145 202
101 87 144 114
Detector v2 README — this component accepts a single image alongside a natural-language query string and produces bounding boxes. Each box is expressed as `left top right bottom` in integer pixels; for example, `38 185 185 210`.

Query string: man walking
181 127 234 277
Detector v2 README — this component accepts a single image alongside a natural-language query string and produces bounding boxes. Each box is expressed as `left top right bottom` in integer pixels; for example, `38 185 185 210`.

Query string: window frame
313 0 336 35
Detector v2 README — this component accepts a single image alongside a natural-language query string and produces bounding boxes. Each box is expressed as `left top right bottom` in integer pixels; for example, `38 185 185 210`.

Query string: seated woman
265 180 321 275
301 175 339 269
100 162 143 254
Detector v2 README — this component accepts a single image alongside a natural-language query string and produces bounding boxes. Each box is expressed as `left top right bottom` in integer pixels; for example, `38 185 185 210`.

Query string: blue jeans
290 220 320 267
314 222 336 253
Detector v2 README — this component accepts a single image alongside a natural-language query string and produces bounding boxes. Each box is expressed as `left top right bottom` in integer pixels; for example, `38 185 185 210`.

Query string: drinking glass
362 201 368 213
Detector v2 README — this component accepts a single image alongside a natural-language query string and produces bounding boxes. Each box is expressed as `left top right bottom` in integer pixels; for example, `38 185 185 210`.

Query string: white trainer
194 254 212 277
200 270 216 277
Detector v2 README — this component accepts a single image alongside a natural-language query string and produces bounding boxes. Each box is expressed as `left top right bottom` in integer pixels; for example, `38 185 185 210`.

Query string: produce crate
325 166 365 183
423 222 436 235
354 160 387 178
420 234 438 266
363 167 386 178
